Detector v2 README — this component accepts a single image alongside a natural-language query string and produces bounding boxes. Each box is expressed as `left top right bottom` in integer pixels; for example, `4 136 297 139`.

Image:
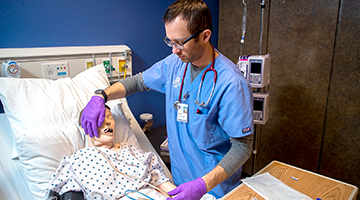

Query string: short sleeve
219 79 254 138
142 54 180 93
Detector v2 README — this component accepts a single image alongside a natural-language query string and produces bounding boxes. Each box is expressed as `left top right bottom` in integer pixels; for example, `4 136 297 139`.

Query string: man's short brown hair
163 0 213 36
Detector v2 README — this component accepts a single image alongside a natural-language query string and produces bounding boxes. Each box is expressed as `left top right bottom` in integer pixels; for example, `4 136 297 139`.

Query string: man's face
93 108 116 145
165 16 205 64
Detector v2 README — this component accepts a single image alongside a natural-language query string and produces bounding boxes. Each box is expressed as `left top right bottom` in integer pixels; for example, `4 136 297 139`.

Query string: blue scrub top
142 51 253 198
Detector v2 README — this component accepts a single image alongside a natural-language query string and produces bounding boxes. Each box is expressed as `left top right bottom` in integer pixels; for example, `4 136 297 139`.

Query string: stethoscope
174 45 217 110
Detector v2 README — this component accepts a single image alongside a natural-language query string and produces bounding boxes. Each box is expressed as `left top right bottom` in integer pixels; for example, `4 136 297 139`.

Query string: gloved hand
166 177 207 200
81 96 106 138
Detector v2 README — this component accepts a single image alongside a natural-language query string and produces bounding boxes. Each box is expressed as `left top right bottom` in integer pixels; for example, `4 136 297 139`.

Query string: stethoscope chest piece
174 101 180 110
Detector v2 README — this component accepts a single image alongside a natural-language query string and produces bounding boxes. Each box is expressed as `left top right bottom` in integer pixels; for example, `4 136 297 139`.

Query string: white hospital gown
46 142 170 200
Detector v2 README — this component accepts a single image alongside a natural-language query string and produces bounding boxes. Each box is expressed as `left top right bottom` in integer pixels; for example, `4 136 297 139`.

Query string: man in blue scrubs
81 0 254 199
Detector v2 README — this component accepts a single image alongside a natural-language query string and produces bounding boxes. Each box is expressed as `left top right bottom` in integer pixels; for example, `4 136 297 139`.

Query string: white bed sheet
0 113 32 199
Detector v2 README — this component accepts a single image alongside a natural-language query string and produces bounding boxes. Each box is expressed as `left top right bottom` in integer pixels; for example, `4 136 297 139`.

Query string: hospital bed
0 46 172 200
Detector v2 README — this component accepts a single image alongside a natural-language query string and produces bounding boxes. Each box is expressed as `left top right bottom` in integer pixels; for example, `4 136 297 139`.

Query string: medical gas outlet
2 59 21 78
118 59 128 78
42 62 69 80
85 60 94 69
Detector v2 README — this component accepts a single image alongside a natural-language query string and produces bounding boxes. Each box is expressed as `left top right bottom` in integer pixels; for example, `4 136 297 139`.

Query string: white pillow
14 123 85 199
0 65 109 134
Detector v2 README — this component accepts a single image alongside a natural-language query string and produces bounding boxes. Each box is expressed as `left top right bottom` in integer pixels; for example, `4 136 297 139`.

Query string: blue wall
0 0 219 126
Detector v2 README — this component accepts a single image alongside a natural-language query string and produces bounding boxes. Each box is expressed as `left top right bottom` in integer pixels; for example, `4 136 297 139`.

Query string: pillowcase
0 65 110 134
14 123 85 199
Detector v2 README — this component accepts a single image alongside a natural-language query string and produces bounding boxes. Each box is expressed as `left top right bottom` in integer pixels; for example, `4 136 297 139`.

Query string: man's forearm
201 165 228 192
104 82 126 101
201 134 254 192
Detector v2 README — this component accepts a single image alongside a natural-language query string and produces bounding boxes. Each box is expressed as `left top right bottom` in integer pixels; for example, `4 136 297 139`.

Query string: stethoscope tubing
176 44 216 108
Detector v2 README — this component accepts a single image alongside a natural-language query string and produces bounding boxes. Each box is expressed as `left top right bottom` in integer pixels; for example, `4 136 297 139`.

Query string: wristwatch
94 89 108 103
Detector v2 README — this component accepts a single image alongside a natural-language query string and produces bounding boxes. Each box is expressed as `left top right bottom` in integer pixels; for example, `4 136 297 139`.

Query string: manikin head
79 105 116 149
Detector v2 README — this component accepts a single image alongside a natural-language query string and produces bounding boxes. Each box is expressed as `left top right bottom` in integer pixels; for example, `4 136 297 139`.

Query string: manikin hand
81 96 106 138
166 177 207 200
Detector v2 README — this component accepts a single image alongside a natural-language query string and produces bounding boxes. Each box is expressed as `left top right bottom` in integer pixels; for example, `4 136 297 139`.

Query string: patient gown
46 142 170 200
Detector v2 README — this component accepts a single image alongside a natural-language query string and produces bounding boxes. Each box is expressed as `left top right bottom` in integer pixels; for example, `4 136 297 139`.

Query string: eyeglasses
164 29 205 50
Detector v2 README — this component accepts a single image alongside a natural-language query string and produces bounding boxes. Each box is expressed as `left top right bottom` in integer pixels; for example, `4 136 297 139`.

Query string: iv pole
245 0 284 175
252 0 268 175
259 0 267 55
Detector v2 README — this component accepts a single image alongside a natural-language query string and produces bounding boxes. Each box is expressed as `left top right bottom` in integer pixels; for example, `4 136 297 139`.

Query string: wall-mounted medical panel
42 62 69 80
0 45 132 83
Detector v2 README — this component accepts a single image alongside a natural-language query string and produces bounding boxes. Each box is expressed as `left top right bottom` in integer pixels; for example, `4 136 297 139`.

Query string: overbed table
221 160 358 200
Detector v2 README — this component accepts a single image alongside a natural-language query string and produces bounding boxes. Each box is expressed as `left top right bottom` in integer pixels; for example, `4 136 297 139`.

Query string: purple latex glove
81 96 106 138
166 177 207 200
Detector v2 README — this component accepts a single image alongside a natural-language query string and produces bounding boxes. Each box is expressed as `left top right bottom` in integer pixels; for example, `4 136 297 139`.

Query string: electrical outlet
42 62 69 80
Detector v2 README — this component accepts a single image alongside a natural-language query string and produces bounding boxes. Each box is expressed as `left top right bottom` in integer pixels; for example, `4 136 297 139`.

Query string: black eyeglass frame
164 29 206 50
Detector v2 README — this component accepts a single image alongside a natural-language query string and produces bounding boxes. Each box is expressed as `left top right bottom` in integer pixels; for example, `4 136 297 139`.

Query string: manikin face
91 108 116 147
165 16 205 64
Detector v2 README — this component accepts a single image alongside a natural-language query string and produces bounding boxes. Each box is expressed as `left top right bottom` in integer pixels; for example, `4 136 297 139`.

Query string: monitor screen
251 62 262 74
253 99 264 111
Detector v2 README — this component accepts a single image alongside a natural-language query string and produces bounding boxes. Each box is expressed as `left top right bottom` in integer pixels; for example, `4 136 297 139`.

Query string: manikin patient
46 105 176 200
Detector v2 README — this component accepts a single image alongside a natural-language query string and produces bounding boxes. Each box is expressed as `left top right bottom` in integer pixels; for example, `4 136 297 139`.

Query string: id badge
176 103 189 123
